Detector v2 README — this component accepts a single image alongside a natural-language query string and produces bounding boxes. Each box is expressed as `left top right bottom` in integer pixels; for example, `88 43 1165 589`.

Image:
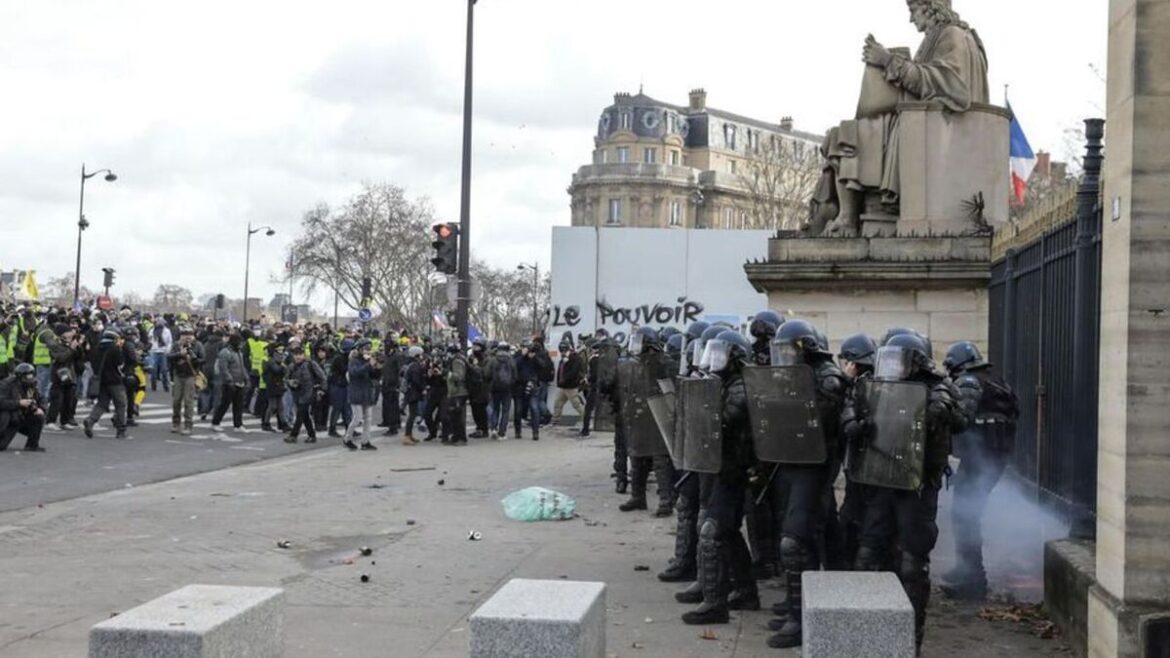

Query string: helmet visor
874 346 913 381
628 332 644 356
770 340 800 367
703 338 731 374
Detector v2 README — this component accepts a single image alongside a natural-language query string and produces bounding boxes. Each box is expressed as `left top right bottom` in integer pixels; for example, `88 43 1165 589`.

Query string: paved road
0 390 347 513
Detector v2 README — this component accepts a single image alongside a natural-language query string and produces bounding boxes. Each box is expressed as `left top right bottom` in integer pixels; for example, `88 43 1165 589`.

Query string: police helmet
885 332 933 374
838 333 877 367
14 362 36 384
749 310 785 341
776 318 821 353
706 329 752 373
665 333 685 359
943 341 986 374
685 321 711 341
659 326 681 342
882 326 933 360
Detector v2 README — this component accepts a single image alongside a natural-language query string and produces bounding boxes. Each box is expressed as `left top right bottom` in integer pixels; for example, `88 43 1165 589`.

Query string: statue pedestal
744 235 991 353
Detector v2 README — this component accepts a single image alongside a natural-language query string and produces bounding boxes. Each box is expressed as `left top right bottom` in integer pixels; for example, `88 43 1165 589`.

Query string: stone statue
808 0 989 236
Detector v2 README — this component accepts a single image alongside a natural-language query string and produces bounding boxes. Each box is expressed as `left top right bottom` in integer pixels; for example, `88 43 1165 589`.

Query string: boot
658 561 696 583
770 538 807 648
674 580 704 604
284 435 298 444
170 424 180 434
83 418 94 439
681 527 729 625
660 499 697 582
115 429 129 440
728 588 761 611
619 496 647 512
401 434 417 446
614 474 628 495
181 422 193 436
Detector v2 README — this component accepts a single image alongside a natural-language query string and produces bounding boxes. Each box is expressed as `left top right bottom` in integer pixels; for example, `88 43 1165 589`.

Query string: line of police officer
595 312 1017 652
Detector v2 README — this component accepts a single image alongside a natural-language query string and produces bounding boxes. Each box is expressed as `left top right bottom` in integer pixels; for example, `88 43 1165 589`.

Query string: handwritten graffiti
551 305 582 327
597 297 704 326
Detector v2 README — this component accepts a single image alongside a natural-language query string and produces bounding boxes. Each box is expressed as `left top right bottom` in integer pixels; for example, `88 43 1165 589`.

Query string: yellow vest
32 328 51 366
0 333 8 365
370 338 382 355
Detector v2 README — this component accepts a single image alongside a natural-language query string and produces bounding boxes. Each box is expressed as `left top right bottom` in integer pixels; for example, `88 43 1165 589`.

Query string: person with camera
285 343 326 444
83 329 131 440
168 324 205 435
423 349 449 441
0 363 47 452
342 339 381 451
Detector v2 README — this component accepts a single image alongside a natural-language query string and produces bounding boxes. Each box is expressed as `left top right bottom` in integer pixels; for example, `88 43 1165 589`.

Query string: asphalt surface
0 390 341 513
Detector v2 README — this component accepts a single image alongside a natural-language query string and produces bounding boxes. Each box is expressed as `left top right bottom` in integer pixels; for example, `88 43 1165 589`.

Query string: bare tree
42 272 95 306
152 284 194 313
468 261 550 344
289 183 438 332
737 138 822 231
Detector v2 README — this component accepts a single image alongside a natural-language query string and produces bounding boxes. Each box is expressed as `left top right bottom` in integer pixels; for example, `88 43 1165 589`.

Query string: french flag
1008 102 1036 205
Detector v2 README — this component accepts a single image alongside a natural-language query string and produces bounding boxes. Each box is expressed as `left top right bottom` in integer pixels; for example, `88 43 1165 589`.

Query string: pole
74 164 87 307
454 0 475 346
532 263 539 335
333 287 339 329
243 222 253 323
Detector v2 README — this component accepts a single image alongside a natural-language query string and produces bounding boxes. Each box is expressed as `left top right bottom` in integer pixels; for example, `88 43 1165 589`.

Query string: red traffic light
438 225 453 239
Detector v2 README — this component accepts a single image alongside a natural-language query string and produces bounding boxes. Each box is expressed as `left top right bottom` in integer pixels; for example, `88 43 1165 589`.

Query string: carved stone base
860 214 898 238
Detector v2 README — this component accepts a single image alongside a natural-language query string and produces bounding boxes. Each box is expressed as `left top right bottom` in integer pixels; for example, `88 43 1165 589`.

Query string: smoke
934 467 1069 603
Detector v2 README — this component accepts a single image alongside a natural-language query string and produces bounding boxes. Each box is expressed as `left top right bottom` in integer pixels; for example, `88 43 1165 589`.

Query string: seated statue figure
809 0 989 236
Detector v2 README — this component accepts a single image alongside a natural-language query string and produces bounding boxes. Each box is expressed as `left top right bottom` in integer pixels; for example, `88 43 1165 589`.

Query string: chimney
780 116 794 131
613 91 631 105
1034 150 1051 179
689 88 707 111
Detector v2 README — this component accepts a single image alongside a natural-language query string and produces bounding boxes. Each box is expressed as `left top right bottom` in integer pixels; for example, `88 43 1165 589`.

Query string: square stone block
90 584 284 658
470 579 605 658
803 571 915 658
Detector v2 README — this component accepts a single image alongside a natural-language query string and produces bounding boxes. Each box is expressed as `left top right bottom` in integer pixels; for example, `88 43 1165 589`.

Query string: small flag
468 324 482 342
1008 102 1036 205
432 312 448 330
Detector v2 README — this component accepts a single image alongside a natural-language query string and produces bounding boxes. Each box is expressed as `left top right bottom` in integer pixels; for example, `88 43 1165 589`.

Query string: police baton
754 463 781 506
672 470 693 492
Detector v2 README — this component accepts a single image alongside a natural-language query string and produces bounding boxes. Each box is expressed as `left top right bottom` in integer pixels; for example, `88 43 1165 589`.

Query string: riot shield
595 343 620 393
647 391 679 467
742 365 827 465
848 379 928 491
617 358 668 457
677 377 723 473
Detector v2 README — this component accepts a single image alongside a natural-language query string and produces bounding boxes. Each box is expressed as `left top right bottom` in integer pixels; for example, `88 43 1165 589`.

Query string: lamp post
453 0 478 346
243 222 275 323
517 262 539 335
75 164 118 306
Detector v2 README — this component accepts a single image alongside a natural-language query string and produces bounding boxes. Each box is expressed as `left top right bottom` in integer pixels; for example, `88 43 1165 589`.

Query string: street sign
97 295 113 311
446 278 482 306
358 308 373 322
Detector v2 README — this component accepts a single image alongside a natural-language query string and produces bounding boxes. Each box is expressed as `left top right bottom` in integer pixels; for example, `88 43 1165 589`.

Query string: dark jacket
556 352 584 389
263 357 287 396
93 339 127 388
329 352 349 387
403 360 426 404
381 350 404 389
347 354 380 407
466 352 489 404
0 374 43 436
287 359 326 405
168 340 205 379
201 335 224 379
534 349 554 384
513 354 540 396
719 371 755 483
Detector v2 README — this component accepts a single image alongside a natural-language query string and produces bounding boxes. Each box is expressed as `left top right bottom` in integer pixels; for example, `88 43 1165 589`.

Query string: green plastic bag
501 487 576 522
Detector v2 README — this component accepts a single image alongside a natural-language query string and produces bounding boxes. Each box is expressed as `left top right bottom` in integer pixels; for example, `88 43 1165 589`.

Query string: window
608 199 622 224
794 141 806 158
620 112 631 130
724 123 737 150
723 207 734 229
669 201 681 226
617 146 630 163
595 149 607 164
748 130 759 153
667 114 676 133
728 159 737 174
740 211 749 229
669 150 680 166
643 147 657 164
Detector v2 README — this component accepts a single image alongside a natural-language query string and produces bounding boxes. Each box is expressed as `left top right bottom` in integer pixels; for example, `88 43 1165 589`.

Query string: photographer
284 344 326 444
0 363 47 452
168 324 205 435
423 349 449 441
342 339 381 450
46 323 82 430
83 329 130 440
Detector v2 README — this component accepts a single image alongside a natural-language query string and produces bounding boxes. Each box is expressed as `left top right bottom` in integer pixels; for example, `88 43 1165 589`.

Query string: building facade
568 89 823 230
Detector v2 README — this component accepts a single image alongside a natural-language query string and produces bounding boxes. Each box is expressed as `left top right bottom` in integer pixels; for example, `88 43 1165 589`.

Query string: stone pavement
0 425 1072 657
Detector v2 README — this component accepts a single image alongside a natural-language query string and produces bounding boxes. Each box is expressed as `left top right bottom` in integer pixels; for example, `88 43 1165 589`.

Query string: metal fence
987 120 1104 530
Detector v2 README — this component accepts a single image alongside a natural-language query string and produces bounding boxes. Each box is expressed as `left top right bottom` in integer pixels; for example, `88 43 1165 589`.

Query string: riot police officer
835 333 878 569
681 330 760 625
844 332 966 648
658 322 708 584
617 327 677 516
940 340 1019 600
755 319 845 649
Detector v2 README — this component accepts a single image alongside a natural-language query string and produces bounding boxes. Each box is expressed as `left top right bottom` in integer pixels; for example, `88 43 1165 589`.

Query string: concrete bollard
89 584 284 658
469 578 605 658
802 571 915 658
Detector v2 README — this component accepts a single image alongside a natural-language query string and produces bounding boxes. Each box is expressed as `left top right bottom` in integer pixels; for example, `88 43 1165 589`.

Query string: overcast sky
0 0 1107 311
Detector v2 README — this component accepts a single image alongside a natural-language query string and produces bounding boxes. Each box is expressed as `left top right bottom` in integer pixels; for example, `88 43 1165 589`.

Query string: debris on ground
467 530 483 541
978 603 1060 639
367 484 386 489
390 466 436 472
633 565 650 571
437 479 446 486
631 641 644 649
359 547 373 556
501 487 576 522
275 539 291 549
700 629 718 641
360 574 370 583
406 519 416 526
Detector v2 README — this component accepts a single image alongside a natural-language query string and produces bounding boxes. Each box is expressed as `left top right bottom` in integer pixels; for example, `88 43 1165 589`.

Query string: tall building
568 89 823 230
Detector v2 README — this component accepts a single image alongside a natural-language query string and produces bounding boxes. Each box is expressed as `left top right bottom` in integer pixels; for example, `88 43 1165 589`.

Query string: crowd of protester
0 301 601 453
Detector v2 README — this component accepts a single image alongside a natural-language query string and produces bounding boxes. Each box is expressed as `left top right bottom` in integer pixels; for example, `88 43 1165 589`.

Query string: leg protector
900 552 932 648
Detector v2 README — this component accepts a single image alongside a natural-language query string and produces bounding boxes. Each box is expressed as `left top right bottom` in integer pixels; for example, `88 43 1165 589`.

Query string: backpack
980 373 1019 421
493 358 514 391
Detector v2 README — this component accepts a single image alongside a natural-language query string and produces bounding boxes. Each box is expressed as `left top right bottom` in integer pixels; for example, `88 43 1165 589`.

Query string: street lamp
243 222 275 322
74 164 118 306
517 262 539 335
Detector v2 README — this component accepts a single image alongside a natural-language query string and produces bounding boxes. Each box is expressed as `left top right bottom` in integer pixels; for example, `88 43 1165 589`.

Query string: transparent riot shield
618 358 668 457
647 391 679 468
848 379 928 491
677 377 723 473
742 365 827 465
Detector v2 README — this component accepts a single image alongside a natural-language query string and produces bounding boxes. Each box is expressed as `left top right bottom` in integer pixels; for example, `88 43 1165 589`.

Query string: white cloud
0 0 1107 311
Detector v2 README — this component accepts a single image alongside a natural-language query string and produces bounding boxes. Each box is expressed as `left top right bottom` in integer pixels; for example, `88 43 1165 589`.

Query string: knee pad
699 518 719 541
899 552 929 584
779 535 808 568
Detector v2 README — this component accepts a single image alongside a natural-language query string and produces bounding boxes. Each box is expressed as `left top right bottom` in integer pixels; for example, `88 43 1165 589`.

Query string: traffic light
430 223 460 274
101 267 115 289
215 294 226 309
361 276 372 305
